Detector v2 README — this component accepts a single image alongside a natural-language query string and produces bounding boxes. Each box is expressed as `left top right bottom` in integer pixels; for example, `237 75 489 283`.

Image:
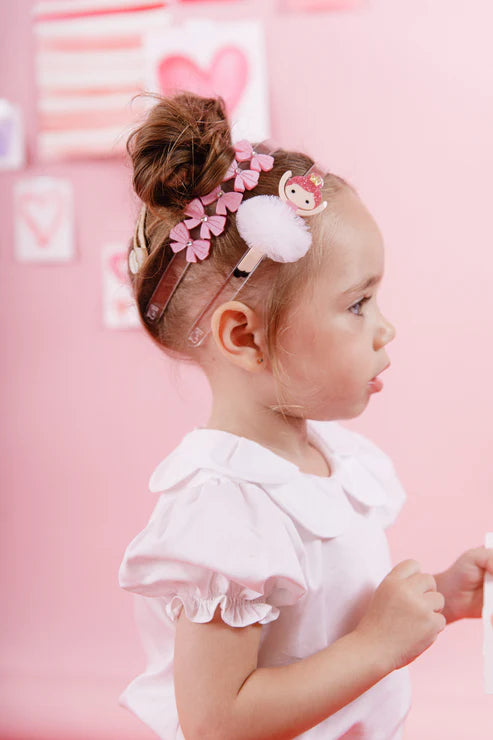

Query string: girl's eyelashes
349 295 371 316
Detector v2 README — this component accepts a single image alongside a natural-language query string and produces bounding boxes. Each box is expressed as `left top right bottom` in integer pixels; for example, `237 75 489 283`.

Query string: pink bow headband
129 139 327 347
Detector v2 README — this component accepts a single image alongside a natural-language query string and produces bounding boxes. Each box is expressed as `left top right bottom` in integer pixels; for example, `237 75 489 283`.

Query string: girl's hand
354 559 446 673
434 547 493 623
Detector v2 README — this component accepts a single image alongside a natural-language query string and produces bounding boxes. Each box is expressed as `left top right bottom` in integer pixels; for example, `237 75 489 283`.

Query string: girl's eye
349 296 370 316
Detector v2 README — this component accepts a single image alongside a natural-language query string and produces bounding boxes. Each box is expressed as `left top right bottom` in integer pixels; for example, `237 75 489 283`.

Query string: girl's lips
368 377 383 393
368 362 390 393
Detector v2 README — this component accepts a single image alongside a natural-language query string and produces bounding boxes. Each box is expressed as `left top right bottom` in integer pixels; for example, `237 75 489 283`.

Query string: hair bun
127 92 235 211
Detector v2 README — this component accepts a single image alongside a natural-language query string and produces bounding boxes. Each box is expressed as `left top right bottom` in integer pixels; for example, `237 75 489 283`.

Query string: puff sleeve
118 476 308 628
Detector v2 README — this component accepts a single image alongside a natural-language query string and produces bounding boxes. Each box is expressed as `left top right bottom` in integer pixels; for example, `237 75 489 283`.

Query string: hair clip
234 140 275 173
236 195 312 264
186 192 313 348
183 198 226 238
169 222 211 263
200 185 243 215
278 169 327 217
144 142 276 323
187 158 327 348
128 205 149 275
223 159 260 193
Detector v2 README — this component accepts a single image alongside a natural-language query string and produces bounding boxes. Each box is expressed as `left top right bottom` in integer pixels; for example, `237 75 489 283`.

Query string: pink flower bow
234 140 274 173
201 186 244 215
183 198 226 238
223 159 260 193
169 222 210 263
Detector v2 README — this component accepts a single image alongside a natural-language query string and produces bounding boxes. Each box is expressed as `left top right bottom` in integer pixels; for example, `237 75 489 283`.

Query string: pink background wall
1 0 492 737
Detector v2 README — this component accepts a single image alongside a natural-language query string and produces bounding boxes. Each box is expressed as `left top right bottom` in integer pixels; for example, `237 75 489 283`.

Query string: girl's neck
205 402 331 477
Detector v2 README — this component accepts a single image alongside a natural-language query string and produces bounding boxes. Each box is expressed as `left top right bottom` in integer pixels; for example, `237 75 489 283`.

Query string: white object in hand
484 532 493 694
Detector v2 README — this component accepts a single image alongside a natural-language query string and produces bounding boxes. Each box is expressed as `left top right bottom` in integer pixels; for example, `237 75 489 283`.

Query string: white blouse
118 420 412 740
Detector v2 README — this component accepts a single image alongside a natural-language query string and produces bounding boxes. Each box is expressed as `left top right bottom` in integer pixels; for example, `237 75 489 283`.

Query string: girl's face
276 187 396 420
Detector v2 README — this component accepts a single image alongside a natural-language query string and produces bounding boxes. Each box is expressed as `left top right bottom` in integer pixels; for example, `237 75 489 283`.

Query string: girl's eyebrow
341 275 382 296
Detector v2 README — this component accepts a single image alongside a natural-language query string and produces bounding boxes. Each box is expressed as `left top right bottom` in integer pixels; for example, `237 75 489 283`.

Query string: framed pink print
144 19 270 142
14 177 75 262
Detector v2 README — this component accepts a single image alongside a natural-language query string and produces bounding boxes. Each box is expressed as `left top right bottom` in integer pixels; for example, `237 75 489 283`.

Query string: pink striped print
35 2 166 22
40 107 141 131
38 35 142 52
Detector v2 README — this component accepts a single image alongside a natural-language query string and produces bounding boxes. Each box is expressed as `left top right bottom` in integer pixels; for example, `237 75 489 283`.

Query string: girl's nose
375 314 396 348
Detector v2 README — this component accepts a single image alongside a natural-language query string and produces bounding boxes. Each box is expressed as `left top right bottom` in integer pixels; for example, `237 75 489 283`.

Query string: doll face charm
279 170 327 217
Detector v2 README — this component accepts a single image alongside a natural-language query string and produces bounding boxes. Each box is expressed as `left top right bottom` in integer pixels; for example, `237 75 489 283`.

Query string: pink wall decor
0 100 25 170
145 19 270 141
32 0 171 161
103 242 139 329
280 0 366 11
179 0 242 3
14 176 74 261
157 47 249 113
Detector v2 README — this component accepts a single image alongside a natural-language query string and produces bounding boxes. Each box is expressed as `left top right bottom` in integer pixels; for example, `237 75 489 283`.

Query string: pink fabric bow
234 140 274 173
223 159 260 193
169 222 210 263
201 186 244 215
183 198 226 238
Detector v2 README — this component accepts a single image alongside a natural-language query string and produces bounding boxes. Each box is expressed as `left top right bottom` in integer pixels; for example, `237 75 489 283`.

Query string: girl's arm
174 605 391 740
175 559 446 740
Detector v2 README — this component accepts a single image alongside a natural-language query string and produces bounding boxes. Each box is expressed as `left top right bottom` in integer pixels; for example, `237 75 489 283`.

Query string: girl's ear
210 301 266 372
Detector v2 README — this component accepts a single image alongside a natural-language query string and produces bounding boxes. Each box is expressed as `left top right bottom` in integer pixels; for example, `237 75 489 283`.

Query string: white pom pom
235 195 312 263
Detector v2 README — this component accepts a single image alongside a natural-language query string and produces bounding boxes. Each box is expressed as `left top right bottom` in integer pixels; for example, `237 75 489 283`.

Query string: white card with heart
102 242 140 329
14 176 74 261
144 19 270 143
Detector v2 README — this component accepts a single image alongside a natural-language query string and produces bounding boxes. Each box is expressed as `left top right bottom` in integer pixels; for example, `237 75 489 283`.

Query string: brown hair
126 91 349 405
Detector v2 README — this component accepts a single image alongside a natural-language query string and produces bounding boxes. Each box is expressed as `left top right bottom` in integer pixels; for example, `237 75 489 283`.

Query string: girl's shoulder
141 427 306 550
147 425 301 496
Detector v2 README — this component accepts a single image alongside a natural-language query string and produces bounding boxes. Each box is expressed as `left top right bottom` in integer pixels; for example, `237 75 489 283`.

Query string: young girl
118 92 493 740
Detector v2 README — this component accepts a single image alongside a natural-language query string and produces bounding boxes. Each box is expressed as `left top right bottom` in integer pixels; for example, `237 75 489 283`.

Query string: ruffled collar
148 421 392 538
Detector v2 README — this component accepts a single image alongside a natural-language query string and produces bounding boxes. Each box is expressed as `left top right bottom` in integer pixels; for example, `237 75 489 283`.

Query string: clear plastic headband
186 161 327 348
142 142 327 348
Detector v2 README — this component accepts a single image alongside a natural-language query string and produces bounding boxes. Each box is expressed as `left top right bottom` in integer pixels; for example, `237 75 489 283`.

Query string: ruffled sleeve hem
119 477 308 625
166 593 280 627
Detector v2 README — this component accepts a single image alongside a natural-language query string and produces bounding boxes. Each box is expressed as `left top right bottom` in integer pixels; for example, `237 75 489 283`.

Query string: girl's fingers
473 547 493 573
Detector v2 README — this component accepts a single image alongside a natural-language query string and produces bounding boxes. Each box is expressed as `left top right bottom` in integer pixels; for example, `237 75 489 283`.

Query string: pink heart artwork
109 251 129 284
18 189 64 248
157 46 249 114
